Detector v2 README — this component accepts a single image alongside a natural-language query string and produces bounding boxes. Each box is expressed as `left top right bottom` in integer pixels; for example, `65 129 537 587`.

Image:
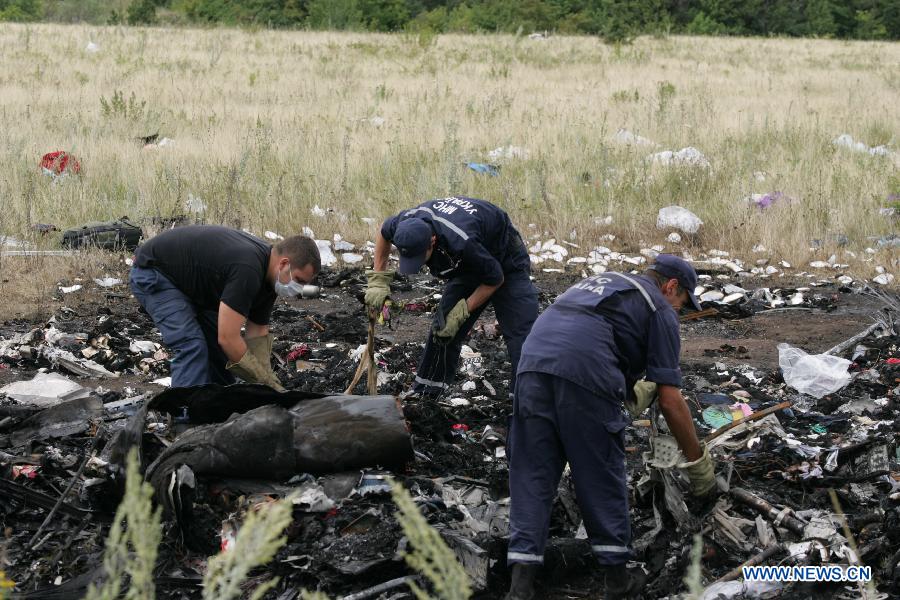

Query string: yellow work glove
227 348 285 391
364 270 395 311
433 299 470 340
677 443 716 497
245 334 284 392
626 380 657 418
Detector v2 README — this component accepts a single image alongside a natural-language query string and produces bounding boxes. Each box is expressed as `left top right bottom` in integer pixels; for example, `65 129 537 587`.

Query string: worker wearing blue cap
503 255 714 600
365 196 538 399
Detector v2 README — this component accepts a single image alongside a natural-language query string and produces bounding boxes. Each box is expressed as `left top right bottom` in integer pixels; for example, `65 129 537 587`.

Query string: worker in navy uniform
504 254 716 600
365 196 538 399
130 226 320 389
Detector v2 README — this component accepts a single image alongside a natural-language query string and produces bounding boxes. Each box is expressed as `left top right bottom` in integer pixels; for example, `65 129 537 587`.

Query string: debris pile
0 267 898 599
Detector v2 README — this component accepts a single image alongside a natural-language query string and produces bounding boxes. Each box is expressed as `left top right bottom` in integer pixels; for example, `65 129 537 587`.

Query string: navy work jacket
381 197 529 284
517 272 682 401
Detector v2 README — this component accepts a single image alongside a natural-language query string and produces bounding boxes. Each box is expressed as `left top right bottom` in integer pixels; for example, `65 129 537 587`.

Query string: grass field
0 24 898 316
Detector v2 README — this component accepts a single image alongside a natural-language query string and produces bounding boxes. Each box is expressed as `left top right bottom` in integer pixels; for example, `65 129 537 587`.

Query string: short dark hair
276 236 321 273
643 268 683 293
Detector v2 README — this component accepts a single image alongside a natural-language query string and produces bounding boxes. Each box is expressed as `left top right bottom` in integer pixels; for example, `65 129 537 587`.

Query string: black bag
62 218 143 251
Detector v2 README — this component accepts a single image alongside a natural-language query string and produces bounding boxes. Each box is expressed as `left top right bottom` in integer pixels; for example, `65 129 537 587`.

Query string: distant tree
358 0 410 30
0 0 43 21
805 0 838 36
127 0 158 24
307 0 362 29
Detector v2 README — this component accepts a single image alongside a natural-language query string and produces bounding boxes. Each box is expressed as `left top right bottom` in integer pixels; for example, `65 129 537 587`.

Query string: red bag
40 151 81 175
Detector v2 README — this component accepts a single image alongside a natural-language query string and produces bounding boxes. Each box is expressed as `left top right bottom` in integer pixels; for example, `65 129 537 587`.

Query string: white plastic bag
777 343 852 399
657 206 703 234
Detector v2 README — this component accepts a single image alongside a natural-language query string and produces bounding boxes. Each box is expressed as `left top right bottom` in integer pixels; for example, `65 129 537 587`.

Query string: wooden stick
345 311 377 395
680 307 719 322
713 544 784 583
365 316 377 395
703 400 792 443
305 315 325 332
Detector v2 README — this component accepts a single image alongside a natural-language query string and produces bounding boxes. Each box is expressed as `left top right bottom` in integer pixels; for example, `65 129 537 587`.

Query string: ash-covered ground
1 265 898 600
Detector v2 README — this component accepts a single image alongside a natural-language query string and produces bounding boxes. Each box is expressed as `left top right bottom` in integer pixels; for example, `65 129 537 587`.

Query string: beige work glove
433 299 470 340
365 270 395 311
677 442 716 497
227 347 285 392
244 334 284 391
626 380 657 418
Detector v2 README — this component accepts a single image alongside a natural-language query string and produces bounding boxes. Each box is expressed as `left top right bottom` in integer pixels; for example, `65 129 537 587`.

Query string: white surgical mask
274 263 305 298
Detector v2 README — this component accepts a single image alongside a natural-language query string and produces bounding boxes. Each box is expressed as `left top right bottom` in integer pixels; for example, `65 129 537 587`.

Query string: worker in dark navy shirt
130 226 320 389
365 196 538 399
504 255 715 600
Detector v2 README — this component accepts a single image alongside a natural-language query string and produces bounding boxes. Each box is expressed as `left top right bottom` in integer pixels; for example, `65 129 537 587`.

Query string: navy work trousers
412 270 538 398
507 371 632 566
129 266 234 387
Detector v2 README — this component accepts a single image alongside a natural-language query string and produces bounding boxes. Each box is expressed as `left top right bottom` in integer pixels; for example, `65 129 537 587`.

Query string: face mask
274 263 304 298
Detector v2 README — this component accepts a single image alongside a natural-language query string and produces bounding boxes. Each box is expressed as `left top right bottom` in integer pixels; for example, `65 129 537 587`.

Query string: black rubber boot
504 563 539 600
603 563 647 599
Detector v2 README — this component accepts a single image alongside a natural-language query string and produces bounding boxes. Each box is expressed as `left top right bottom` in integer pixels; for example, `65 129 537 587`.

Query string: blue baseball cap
393 218 433 275
650 254 702 311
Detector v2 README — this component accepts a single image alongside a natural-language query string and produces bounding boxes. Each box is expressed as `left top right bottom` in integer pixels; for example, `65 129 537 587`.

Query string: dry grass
0 24 897 314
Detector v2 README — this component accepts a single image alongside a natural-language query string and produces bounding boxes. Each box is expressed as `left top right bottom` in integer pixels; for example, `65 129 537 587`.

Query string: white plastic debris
264 231 284 241
129 340 157 354
646 147 710 168
0 372 90 407
700 290 724 302
461 381 476 391
487 145 529 160
333 235 355 251
152 377 172 387
85 41 100 53
613 129 657 147
873 273 894 285
185 193 207 214
341 253 363 264
94 277 123 287
666 232 682 244
832 134 895 158
777 343 852 399
311 205 327 217
656 206 703 234
809 261 829 269
315 240 337 267
368 116 385 128
593 215 613 226
59 285 82 294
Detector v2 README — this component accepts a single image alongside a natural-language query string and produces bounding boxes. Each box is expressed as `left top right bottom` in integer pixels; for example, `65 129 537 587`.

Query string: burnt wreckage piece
109 384 413 515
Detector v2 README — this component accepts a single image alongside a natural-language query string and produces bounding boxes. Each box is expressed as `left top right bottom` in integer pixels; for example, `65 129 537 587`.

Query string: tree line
2 0 898 41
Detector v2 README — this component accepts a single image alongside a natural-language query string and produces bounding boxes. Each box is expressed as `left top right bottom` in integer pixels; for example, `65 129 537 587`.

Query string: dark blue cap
393 218 433 275
650 254 701 311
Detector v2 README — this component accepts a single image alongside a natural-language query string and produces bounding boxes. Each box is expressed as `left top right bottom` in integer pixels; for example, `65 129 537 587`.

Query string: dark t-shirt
134 225 276 324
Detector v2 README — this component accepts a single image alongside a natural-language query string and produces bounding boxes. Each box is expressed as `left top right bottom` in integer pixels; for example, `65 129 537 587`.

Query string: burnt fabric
134 225 275 324
508 372 631 566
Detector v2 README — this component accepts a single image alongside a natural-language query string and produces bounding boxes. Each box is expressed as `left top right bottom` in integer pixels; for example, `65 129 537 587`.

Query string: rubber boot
603 563 647 599
504 563 539 600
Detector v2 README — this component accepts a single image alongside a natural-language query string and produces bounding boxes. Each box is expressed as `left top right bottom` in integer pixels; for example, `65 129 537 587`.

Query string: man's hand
678 442 716 497
433 299 470 339
626 380 657 418
245 334 284 391
365 270 395 311
226 350 284 391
